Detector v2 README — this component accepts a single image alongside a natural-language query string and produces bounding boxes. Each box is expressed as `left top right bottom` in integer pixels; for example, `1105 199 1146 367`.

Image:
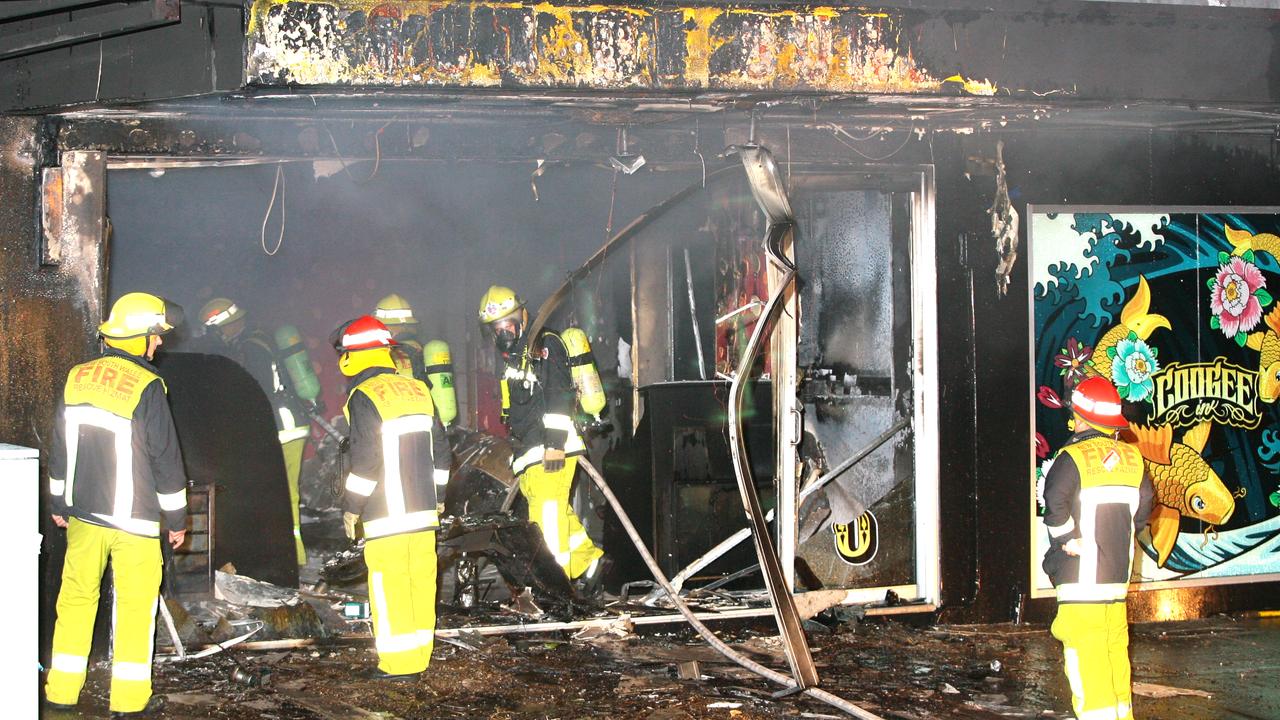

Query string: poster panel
1030 208 1280 598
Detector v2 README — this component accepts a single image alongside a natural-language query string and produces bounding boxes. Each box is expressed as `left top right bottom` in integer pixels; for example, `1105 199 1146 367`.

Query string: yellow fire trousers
46 519 162 714
518 456 604 580
1051 601 1135 720
281 436 308 566
365 530 437 675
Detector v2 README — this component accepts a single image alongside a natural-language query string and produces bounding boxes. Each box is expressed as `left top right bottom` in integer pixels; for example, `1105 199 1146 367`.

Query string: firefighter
200 297 310 566
45 292 189 717
332 315 450 679
1042 376 1154 720
374 293 428 382
478 285 604 588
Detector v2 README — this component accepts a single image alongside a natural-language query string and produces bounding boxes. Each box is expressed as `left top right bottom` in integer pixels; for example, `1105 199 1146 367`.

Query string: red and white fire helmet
330 315 398 354
1070 376 1127 429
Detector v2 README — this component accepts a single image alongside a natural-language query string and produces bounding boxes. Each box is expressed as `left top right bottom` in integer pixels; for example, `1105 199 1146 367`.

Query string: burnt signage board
1030 208 1280 598
245 0 961 93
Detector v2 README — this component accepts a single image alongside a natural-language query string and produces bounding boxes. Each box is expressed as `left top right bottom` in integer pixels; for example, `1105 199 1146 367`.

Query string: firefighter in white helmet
45 292 188 717
332 314 450 680
374 293 428 381
200 297 310 566
478 285 604 589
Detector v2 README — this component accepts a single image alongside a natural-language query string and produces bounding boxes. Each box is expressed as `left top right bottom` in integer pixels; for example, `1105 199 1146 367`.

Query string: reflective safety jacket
500 330 585 476
1042 428 1155 603
49 349 189 538
342 367 450 539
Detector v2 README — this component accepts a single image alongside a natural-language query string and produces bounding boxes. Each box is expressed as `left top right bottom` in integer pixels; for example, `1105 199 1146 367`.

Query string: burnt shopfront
3 0 1280 667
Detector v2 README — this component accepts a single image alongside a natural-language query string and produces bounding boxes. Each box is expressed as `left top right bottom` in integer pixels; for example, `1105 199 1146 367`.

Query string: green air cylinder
275 325 321 403
424 339 457 427
560 327 606 421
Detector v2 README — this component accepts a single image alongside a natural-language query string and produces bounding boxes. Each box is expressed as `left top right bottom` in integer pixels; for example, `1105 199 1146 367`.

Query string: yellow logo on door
832 511 878 566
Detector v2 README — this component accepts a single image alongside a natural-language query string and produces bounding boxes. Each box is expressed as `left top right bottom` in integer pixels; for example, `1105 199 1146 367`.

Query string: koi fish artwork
1128 421 1236 567
1085 276 1171 382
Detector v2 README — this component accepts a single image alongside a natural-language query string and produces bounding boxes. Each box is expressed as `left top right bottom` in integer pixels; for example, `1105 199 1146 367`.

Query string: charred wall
933 129 1280 623
0 115 106 666
0 116 98 467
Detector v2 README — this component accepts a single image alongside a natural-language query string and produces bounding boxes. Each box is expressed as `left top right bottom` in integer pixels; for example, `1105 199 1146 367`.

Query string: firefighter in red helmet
1042 376 1154 720
331 315 450 680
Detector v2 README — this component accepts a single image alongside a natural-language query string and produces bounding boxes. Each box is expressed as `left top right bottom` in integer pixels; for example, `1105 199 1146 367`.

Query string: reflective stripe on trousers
365 530 437 675
1051 601 1133 720
282 435 308 566
517 456 603 580
46 518 162 713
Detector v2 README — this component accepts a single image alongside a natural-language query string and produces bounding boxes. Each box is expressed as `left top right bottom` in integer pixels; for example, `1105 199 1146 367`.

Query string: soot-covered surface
155 351 300 589
44 616 1280 719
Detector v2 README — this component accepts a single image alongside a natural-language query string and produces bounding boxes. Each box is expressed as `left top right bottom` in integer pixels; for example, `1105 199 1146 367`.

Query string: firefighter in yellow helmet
1042 376 1154 720
478 285 604 587
45 292 189 717
199 297 310 566
332 315 450 680
374 293 428 382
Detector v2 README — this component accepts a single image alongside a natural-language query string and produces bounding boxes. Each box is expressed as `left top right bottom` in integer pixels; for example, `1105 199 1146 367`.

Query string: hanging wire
319 118 394 184
261 164 286 256
827 121 915 162
693 118 706 188
604 168 620 240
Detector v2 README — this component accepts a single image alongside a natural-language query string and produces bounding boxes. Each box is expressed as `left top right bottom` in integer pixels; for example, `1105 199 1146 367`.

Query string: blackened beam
0 0 180 61
0 1 116 23
242 0 1280 104
55 114 943 167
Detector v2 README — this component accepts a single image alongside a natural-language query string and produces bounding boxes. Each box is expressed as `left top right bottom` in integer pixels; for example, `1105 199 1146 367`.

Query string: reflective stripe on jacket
342 368 450 539
1042 430 1154 603
500 331 584 476
49 350 189 538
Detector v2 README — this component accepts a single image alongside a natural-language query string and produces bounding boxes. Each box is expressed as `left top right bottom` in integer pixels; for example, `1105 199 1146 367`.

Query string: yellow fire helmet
374 293 417 326
478 285 523 324
199 297 244 328
99 292 183 339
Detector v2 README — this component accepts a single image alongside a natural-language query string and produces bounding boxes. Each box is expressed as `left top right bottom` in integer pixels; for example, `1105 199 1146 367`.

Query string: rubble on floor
55 610 1273 719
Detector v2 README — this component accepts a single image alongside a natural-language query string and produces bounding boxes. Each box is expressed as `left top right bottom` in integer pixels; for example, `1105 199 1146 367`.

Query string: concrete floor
43 614 1280 719
1129 617 1280 720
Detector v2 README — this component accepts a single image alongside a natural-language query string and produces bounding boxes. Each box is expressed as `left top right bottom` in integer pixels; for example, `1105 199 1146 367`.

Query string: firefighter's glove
343 512 360 541
542 448 565 473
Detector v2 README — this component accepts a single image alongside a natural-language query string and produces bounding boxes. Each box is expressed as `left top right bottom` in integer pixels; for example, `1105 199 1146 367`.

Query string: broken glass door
780 170 939 608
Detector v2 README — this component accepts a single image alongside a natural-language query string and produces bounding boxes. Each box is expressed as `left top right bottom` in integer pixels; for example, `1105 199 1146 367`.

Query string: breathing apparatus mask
491 315 523 354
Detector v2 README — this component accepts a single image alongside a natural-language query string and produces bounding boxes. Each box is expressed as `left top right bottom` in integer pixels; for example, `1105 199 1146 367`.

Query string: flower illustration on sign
1037 385 1063 409
1208 252 1272 346
1053 337 1093 389
1108 332 1159 402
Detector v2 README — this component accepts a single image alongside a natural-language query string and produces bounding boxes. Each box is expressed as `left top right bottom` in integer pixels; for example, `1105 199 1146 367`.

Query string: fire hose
579 458 884 720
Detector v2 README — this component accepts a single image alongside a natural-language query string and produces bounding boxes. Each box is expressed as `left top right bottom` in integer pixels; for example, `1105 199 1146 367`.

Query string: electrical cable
827 121 915 162
319 118 391 184
579 458 884 720
260 164 285 256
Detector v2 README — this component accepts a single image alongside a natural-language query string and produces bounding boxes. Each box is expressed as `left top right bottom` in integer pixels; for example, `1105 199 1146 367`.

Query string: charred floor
52 610 1280 720
7 2 1280 719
